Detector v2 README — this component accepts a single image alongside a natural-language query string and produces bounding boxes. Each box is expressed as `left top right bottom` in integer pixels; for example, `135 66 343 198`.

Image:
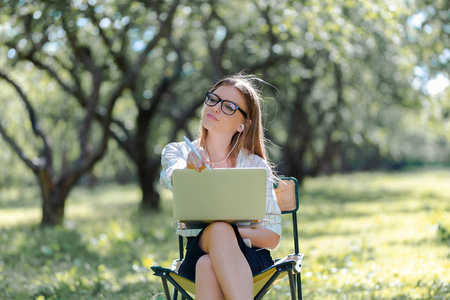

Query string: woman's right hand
186 147 210 172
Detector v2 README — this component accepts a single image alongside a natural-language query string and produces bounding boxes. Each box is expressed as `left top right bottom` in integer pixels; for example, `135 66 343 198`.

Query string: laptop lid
172 168 266 223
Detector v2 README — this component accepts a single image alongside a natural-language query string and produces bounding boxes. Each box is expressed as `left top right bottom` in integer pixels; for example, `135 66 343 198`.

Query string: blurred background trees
0 0 448 225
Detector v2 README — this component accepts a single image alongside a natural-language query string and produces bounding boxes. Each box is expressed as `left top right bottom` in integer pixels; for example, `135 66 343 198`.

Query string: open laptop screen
172 168 266 223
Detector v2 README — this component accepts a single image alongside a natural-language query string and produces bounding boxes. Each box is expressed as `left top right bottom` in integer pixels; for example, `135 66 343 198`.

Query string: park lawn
0 169 449 299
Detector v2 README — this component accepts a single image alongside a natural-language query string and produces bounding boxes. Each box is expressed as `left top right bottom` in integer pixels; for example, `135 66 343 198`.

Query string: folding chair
151 177 304 300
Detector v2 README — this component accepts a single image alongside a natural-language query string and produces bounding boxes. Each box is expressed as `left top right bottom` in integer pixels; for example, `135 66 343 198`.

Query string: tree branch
62 0 181 181
104 0 180 120
0 124 39 173
169 100 203 142
147 36 184 119
87 8 130 73
78 47 103 158
202 6 229 77
9 15 82 102
246 4 283 73
0 71 52 172
109 121 134 157
14 49 79 100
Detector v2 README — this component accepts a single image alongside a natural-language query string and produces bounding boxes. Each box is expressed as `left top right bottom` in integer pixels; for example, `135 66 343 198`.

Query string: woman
160 73 281 299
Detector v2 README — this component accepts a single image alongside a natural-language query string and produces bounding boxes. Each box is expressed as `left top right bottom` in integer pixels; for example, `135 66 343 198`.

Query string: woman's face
201 85 248 136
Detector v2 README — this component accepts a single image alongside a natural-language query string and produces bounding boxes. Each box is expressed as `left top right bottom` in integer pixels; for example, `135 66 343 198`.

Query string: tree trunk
280 106 311 185
283 146 306 185
279 72 317 185
138 160 160 209
41 190 66 226
39 169 70 226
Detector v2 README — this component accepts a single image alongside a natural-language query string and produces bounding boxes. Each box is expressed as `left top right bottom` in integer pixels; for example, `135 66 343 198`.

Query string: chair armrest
274 253 304 273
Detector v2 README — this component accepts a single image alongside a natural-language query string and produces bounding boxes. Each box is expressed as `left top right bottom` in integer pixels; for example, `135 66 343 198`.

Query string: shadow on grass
0 224 103 298
0 213 179 299
0 225 99 267
0 186 41 209
0 183 138 210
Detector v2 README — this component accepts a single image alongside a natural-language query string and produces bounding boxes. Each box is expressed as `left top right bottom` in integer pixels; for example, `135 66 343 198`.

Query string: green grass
0 169 449 299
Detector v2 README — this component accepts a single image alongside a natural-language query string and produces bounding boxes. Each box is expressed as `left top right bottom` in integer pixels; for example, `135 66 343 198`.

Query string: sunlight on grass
0 169 449 299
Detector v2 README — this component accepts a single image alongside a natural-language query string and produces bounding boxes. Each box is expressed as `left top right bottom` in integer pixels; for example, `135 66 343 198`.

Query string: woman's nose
212 104 220 114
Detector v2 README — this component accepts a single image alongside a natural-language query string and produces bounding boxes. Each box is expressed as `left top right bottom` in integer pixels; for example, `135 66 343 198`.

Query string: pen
183 136 211 170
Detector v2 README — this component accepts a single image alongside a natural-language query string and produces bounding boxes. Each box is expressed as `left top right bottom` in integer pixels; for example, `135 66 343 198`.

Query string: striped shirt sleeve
160 141 204 237
160 141 189 192
237 151 282 236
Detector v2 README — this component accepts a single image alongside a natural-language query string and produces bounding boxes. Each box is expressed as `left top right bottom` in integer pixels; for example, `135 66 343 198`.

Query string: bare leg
195 254 225 300
197 222 253 300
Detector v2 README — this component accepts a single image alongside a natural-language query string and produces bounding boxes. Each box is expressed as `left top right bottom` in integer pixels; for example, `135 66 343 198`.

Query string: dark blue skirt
178 224 274 282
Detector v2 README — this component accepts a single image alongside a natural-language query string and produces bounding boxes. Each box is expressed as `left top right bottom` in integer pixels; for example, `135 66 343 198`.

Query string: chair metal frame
152 177 304 300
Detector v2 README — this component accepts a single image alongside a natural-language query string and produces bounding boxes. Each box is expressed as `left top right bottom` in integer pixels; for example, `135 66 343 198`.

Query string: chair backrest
274 177 299 214
274 177 300 254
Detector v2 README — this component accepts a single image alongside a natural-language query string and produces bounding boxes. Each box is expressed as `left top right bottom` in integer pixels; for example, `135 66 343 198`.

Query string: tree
0 0 180 224
251 0 446 180
1 0 448 219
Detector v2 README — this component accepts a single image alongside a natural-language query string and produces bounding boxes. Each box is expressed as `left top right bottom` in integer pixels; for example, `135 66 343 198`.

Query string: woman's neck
205 133 233 163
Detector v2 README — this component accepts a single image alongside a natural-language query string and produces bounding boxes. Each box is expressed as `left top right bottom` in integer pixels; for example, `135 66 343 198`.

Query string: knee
200 222 237 253
196 254 214 276
204 221 234 237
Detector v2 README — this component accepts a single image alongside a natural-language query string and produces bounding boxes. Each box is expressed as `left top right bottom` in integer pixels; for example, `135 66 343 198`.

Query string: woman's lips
207 114 219 121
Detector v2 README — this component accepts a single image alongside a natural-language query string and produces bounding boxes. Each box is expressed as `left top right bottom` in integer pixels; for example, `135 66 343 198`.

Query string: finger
186 153 197 170
187 151 200 164
197 147 209 164
187 152 202 171
187 161 197 170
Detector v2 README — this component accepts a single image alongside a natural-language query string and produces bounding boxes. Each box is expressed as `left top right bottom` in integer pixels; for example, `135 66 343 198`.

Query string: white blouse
160 140 282 237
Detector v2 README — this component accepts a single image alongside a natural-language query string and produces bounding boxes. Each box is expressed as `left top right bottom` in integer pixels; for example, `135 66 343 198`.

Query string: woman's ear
245 119 252 129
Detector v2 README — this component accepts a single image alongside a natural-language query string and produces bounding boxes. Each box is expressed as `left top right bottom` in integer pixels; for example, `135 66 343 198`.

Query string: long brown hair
199 73 269 167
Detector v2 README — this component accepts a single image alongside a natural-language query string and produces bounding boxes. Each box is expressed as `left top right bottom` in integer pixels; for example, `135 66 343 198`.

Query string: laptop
172 168 266 227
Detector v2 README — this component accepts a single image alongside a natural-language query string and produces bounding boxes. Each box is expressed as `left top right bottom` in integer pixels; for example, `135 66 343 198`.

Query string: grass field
0 169 449 299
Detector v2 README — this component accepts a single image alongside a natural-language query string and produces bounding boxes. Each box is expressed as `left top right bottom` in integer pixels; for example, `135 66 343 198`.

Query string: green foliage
0 0 449 210
0 169 449 299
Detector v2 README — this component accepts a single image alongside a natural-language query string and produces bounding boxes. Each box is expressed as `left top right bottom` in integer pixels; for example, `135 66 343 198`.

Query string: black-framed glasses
204 92 248 119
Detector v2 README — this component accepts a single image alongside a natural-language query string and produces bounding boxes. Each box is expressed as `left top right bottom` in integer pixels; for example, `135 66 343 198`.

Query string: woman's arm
236 153 282 249
160 141 209 191
238 228 280 249
160 142 189 191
